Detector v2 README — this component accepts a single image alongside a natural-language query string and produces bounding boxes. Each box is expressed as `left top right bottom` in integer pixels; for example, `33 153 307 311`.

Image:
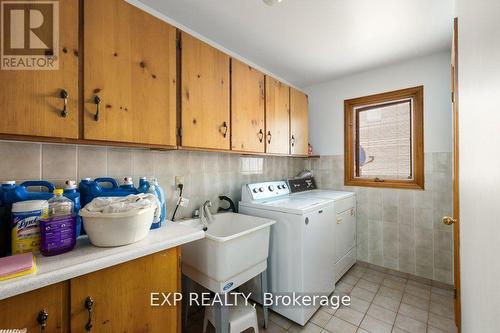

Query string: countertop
0 222 205 300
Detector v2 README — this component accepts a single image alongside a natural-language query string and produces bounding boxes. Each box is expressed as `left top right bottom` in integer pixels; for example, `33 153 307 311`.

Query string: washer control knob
268 185 275 191
253 188 259 193
282 184 287 189
277 185 282 189
259 187 264 192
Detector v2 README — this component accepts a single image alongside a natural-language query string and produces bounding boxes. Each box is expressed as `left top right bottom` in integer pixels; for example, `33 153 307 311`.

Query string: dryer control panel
242 181 290 201
288 177 317 193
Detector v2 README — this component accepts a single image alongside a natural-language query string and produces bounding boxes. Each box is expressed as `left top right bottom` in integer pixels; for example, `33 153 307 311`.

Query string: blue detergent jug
138 177 150 193
152 178 167 224
0 180 55 257
63 180 82 237
78 177 139 208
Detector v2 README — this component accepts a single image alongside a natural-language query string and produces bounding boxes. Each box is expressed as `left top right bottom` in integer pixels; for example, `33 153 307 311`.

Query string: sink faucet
200 200 214 231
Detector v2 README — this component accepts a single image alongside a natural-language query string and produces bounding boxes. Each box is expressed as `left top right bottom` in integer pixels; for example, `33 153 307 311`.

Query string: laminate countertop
0 222 205 300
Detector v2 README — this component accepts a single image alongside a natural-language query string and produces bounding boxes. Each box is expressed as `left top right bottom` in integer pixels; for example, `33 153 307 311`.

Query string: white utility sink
180 212 275 293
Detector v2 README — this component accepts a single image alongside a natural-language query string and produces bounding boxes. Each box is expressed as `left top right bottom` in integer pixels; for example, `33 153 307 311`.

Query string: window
344 86 424 189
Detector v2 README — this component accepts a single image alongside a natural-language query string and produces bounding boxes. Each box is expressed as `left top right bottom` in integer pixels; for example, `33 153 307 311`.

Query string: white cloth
83 194 160 220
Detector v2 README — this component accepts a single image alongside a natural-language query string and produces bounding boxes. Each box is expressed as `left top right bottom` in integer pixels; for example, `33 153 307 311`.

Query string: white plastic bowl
79 207 154 247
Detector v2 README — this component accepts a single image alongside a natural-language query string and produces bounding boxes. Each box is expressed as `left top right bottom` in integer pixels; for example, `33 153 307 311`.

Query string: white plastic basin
180 212 275 293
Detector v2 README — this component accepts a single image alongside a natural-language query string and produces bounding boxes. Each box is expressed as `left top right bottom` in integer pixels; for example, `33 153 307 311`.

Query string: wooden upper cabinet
290 88 309 155
70 248 180 333
0 282 69 332
265 76 290 154
231 59 265 153
181 32 230 150
0 0 79 139
83 0 176 146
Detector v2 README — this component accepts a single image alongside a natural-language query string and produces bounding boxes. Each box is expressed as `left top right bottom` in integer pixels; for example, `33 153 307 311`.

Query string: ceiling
136 0 454 88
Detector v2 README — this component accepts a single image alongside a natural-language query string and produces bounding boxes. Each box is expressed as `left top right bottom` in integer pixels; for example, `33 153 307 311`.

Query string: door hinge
451 91 454 103
177 38 182 50
454 288 457 299
177 128 183 137
178 255 182 268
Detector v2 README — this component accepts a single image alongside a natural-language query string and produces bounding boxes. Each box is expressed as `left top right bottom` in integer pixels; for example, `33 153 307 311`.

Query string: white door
302 205 336 294
335 208 356 263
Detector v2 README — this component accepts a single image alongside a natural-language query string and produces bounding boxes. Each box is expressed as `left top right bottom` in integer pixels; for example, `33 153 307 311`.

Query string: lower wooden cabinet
0 248 180 333
0 282 69 332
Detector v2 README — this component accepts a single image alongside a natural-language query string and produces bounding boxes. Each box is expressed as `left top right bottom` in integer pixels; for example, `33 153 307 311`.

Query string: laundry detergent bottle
39 189 76 256
63 180 81 237
152 178 167 224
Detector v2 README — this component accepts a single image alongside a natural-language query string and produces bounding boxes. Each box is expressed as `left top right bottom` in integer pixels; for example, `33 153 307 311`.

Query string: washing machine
238 180 336 326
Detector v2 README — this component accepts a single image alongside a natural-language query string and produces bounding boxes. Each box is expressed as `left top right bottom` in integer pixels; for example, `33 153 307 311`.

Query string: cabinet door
231 59 265 153
290 88 309 155
83 0 177 146
265 76 290 154
70 248 180 333
0 282 69 332
0 0 78 139
181 32 230 150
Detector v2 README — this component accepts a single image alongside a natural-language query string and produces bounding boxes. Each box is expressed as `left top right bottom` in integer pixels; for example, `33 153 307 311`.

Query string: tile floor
185 263 457 333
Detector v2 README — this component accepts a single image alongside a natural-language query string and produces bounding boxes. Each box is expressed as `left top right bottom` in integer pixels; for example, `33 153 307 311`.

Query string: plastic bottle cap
1 180 15 185
12 200 48 212
54 189 64 195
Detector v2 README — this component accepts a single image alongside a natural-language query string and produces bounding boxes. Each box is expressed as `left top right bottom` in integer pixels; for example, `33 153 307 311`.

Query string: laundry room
0 0 499 332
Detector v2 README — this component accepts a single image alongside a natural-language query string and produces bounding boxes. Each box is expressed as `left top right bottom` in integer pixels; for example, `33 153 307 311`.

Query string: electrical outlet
178 197 189 208
175 176 184 187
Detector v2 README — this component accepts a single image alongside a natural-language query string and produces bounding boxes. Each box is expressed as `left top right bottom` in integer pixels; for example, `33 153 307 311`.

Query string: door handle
258 129 264 143
442 216 457 225
93 96 101 121
220 121 228 138
85 296 94 331
37 309 48 332
291 135 295 147
336 218 342 224
267 130 272 144
59 89 68 117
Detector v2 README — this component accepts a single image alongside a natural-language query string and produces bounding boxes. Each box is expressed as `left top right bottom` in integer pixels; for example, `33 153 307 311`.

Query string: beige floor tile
366 304 397 325
428 313 457 333
427 325 449 333
406 280 431 290
310 309 333 328
321 305 337 315
363 271 386 284
337 281 355 293
381 278 406 291
394 313 426 333
359 315 393 333
288 322 323 333
372 294 401 313
377 286 403 302
404 284 431 300
270 311 294 330
347 296 371 314
351 286 376 302
429 301 454 320
431 286 454 297
402 293 430 311
261 320 288 333
391 328 410 333
323 316 357 333
430 293 454 307
398 303 428 323
357 278 382 292
334 307 365 326
356 329 370 333
342 274 361 286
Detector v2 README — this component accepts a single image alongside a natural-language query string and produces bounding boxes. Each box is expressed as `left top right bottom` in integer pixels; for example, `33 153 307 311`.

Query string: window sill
344 178 424 190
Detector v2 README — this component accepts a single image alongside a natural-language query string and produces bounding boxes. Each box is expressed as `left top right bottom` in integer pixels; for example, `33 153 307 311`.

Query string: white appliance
238 181 336 326
288 178 357 282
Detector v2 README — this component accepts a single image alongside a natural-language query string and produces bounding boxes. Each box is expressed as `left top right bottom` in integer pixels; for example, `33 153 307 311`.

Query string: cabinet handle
85 296 94 331
337 218 342 224
37 309 48 332
93 96 101 121
258 129 264 143
267 131 272 144
291 135 295 147
220 121 228 138
59 89 68 118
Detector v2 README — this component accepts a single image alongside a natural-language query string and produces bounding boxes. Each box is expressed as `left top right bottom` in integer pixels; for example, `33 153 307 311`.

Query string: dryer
239 181 336 326
288 178 357 282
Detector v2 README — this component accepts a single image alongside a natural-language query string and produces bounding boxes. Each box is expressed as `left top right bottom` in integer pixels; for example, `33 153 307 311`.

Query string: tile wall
0 140 306 219
305 153 454 284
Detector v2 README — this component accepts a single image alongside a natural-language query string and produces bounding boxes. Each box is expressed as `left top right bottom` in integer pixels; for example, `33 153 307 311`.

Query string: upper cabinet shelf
0 0 309 156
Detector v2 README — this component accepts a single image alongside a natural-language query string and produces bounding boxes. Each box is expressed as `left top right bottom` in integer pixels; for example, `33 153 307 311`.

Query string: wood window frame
344 86 424 190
